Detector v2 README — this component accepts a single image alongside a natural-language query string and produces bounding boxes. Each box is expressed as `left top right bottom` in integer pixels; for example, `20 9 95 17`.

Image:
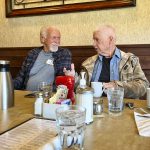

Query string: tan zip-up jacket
82 50 149 99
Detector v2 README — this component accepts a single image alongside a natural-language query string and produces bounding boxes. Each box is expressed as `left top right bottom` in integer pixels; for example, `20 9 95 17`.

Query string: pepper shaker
93 99 103 115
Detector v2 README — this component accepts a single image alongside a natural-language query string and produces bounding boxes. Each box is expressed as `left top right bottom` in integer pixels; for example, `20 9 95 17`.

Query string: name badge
46 59 53 65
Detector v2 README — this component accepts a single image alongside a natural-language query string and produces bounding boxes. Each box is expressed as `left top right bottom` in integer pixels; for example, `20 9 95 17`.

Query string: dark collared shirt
99 57 112 82
91 47 121 82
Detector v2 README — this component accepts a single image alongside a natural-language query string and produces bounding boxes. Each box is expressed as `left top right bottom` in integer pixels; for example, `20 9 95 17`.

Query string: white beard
49 44 58 52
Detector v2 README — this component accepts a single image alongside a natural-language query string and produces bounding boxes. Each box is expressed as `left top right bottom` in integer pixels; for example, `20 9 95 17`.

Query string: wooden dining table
0 90 150 150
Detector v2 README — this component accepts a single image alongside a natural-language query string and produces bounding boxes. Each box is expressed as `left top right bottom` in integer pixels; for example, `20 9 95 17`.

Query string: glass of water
55 105 86 150
107 87 124 116
38 82 52 97
38 82 48 91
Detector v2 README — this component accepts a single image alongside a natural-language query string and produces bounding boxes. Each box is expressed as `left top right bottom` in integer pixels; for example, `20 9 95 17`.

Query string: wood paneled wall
0 45 150 84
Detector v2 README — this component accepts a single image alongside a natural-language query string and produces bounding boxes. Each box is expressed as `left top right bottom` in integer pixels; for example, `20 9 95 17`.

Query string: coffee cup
91 82 103 98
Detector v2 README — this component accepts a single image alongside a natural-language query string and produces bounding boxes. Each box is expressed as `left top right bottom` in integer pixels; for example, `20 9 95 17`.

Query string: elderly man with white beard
14 26 73 91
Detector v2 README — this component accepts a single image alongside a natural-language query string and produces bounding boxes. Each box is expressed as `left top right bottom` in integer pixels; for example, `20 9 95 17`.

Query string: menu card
0 118 59 150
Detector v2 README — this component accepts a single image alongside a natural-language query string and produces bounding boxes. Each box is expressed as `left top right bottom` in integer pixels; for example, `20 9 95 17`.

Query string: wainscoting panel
0 45 150 84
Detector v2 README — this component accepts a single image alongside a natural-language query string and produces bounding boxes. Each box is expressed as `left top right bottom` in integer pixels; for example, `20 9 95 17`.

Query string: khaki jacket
82 50 149 99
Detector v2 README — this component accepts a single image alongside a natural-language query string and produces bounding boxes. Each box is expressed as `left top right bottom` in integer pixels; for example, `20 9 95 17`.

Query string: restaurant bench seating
0 44 150 93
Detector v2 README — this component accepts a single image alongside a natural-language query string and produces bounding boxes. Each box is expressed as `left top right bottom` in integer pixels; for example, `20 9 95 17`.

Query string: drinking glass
55 105 86 150
107 87 124 116
38 82 52 97
38 82 48 91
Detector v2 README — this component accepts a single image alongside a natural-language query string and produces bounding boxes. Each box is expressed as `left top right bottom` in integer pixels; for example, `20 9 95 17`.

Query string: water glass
55 105 86 150
38 82 48 91
107 87 124 116
38 82 52 97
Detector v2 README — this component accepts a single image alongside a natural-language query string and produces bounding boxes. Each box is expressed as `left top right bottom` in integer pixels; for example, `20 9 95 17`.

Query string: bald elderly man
82 25 149 99
14 26 73 91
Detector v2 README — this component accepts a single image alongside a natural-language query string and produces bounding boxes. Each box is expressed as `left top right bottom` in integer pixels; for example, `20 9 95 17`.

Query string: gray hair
40 26 48 38
94 25 116 42
40 26 60 38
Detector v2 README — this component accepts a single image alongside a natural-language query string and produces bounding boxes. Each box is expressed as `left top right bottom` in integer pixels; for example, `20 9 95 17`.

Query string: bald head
93 25 116 57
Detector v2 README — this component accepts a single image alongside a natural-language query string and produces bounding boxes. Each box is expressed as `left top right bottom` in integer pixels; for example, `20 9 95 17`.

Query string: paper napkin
134 112 150 137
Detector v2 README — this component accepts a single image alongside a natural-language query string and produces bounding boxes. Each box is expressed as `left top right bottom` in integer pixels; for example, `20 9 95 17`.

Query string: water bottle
0 60 14 110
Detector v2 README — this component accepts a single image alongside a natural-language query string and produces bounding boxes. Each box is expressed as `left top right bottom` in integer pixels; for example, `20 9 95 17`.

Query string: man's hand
63 63 75 77
103 81 118 89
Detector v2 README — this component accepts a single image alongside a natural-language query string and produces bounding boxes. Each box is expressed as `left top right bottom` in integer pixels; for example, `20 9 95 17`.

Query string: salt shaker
34 92 43 116
93 99 103 115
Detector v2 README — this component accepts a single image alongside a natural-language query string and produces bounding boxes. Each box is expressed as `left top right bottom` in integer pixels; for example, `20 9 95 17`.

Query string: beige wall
0 0 150 47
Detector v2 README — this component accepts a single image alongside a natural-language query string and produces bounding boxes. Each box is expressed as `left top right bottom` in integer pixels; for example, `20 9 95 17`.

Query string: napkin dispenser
42 103 66 120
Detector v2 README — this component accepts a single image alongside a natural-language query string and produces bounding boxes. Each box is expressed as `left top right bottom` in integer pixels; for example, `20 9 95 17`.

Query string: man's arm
13 55 29 90
104 56 149 99
13 48 39 90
